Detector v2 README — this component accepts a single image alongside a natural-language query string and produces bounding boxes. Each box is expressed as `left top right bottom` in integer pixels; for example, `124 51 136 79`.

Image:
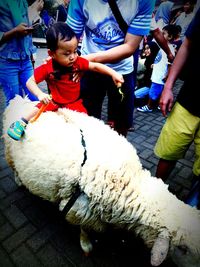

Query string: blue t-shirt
67 0 155 74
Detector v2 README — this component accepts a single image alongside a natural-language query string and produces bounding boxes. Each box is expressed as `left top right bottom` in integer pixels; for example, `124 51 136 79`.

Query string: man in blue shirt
67 0 156 136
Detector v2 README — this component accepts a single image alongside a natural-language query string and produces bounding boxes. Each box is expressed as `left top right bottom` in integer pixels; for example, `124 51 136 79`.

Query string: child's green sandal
7 120 27 141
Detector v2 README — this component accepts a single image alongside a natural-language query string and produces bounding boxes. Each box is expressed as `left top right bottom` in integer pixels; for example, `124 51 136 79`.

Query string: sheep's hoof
80 238 93 256
80 228 93 256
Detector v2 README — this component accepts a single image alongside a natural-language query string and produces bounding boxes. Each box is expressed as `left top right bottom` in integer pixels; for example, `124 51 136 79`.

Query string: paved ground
0 48 195 267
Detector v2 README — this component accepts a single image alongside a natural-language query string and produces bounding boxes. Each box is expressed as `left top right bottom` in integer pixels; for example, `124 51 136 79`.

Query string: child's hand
72 68 83 83
38 92 51 104
112 73 124 87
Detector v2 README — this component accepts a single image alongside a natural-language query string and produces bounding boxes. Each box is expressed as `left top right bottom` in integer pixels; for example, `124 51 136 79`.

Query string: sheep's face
171 245 200 267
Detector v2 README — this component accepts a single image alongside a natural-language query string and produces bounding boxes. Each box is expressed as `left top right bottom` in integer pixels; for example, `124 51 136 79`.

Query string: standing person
137 24 176 112
172 0 196 41
154 8 200 207
66 0 156 137
7 22 124 141
154 0 174 30
56 0 70 22
0 0 43 106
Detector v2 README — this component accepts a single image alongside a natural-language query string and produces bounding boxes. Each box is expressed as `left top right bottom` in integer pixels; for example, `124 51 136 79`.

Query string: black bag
107 0 128 34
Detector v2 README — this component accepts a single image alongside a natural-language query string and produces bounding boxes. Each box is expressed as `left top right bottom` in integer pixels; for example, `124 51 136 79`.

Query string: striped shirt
67 0 156 74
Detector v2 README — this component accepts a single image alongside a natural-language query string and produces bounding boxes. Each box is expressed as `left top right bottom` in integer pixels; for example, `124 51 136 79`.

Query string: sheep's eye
177 245 188 255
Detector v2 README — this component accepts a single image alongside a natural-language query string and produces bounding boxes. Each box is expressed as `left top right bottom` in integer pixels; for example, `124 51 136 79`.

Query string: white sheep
3 96 200 267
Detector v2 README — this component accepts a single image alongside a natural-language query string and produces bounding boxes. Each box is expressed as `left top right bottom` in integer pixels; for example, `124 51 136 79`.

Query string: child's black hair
162 24 182 40
183 0 197 5
46 22 76 51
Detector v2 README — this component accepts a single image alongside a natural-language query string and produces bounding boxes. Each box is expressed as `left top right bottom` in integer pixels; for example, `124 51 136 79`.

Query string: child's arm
88 62 124 86
26 76 51 104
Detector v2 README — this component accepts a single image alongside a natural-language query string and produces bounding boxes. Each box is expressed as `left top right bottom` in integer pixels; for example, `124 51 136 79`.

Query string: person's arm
26 76 51 104
83 33 143 64
28 0 44 24
159 37 191 117
88 62 124 86
152 28 174 62
0 23 33 45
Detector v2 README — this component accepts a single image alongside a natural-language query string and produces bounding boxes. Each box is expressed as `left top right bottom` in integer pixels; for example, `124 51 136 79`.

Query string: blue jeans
0 57 38 106
80 71 135 130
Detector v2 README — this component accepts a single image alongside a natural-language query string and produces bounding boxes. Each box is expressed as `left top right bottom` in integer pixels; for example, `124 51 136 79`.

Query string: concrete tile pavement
0 48 195 267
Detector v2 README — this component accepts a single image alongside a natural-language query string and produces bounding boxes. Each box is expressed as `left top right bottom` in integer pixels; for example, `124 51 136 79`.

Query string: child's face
50 37 78 67
162 29 172 42
144 44 151 57
183 2 193 13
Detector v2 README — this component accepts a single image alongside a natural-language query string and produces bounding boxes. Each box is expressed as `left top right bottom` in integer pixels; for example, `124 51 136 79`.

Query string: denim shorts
149 82 164 101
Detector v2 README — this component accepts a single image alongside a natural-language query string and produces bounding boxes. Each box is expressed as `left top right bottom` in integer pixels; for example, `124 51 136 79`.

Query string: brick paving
0 48 195 267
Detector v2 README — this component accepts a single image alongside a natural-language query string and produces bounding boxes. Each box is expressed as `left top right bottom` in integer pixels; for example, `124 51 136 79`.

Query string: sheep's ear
150 229 170 266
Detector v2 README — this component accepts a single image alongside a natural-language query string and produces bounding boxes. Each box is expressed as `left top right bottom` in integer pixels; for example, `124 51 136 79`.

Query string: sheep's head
171 244 200 267
150 231 200 267
170 210 200 267
150 209 200 267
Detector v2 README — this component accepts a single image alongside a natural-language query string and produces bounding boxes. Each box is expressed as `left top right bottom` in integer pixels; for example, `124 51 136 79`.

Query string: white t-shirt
151 44 175 85
174 12 194 40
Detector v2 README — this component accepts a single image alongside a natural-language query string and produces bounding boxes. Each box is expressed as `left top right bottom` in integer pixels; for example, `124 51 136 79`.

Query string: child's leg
7 107 39 141
149 83 163 109
23 106 40 121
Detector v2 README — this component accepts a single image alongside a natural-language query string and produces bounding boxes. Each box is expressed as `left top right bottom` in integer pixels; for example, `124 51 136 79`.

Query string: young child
7 22 124 141
137 24 177 112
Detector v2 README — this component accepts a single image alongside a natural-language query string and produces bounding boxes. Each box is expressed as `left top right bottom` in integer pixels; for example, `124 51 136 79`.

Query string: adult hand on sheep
38 92 51 105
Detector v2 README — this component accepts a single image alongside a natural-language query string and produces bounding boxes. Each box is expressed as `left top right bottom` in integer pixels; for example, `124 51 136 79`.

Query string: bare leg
148 98 159 110
155 158 177 181
23 107 39 122
115 127 128 137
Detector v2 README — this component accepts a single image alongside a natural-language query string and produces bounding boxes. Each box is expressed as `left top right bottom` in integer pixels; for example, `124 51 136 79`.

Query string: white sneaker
137 105 153 112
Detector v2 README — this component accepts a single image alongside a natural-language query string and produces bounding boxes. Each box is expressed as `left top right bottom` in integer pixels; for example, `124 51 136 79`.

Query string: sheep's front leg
80 227 93 256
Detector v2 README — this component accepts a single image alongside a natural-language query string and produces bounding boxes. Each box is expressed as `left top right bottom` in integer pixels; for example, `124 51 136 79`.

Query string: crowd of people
0 0 199 208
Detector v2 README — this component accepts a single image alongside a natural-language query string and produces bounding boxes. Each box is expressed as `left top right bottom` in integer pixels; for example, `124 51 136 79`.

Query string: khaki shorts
154 102 200 176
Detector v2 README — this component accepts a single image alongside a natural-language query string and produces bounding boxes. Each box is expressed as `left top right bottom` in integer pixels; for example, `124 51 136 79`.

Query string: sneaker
7 120 26 141
128 126 135 132
137 105 153 112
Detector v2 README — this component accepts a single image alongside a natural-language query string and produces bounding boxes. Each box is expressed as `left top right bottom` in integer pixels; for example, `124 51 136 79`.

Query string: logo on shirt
90 17 123 45
154 50 162 64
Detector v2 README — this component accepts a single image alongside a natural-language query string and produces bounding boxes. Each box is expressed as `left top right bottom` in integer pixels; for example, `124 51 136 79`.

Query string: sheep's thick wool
3 96 200 267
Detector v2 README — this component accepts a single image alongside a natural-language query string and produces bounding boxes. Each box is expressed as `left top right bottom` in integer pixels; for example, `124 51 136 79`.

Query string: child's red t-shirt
34 56 89 104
